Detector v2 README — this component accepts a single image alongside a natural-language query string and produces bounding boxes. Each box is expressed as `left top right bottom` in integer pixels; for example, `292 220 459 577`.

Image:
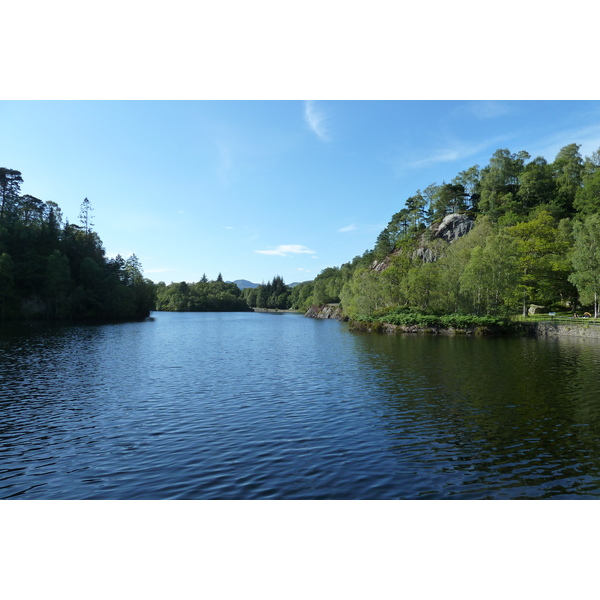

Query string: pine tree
78 197 95 236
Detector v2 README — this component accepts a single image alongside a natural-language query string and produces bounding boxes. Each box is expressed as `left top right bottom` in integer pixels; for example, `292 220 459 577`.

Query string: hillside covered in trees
290 143 600 321
0 168 155 321
10 140 598 324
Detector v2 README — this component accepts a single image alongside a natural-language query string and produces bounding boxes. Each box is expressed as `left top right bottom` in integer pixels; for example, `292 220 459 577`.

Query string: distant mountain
230 279 259 290
229 279 309 290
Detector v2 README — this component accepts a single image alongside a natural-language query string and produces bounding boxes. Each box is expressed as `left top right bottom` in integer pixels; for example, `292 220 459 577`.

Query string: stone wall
531 321 600 339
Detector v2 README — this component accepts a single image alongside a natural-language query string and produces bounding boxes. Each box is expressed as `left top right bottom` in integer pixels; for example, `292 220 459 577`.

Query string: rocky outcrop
414 214 475 263
414 245 443 263
304 304 346 320
371 258 391 273
372 213 476 270
430 213 475 243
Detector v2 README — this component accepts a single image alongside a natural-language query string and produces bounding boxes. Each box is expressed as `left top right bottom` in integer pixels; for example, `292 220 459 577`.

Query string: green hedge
353 311 509 329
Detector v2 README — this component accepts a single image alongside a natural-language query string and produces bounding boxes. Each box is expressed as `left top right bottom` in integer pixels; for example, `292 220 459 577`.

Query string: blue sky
2 100 600 284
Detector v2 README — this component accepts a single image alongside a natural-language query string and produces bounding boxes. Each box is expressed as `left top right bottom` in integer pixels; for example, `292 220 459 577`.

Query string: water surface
1 311 600 499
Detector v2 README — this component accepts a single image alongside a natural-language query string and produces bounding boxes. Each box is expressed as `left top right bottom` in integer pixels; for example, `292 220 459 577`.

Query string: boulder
528 304 548 315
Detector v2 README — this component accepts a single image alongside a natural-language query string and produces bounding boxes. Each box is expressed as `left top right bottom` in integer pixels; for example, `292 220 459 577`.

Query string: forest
287 143 600 321
155 275 294 312
0 168 155 321
5 141 600 324
155 275 251 312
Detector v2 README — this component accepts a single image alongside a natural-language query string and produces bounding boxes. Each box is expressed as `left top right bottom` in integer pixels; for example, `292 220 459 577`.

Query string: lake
2 311 600 499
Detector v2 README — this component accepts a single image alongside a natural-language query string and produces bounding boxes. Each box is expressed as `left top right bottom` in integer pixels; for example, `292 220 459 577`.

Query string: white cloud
255 244 316 257
338 224 357 233
304 101 330 142
405 134 514 170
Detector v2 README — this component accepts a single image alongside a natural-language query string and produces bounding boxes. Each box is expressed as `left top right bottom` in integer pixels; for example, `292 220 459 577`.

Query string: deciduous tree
568 214 600 317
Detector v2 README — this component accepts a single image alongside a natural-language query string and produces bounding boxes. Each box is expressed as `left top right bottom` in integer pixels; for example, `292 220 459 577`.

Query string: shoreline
349 319 600 339
348 320 515 336
252 308 302 314
303 304 600 339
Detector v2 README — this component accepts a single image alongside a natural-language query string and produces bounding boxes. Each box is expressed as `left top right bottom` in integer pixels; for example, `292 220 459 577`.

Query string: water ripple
2 314 600 498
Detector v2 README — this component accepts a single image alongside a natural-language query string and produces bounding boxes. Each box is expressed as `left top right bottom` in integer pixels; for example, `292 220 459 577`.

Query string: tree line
241 276 292 309
155 274 251 311
0 168 155 321
291 143 600 320
12 140 597 323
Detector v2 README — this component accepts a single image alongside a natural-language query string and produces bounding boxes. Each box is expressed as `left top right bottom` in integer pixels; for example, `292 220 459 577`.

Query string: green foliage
156 278 250 312
477 149 530 220
340 267 385 318
552 143 583 215
320 142 600 324
451 165 481 211
517 156 555 212
459 234 519 315
506 210 570 315
353 309 509 331
290 251 373 312
568 213 600 317
0 252 18 319
0 168 156 321
432 183 469 219
242 275 292 310
0 168 24 222
573 149 600 216
45 250 73 318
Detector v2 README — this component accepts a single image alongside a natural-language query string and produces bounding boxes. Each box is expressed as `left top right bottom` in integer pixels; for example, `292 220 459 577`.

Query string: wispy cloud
255 244 316 257
338 224 357 233
526 122 600 161
304 101 330 142
405 134 514 170
464 101 514 120
222 225 235 230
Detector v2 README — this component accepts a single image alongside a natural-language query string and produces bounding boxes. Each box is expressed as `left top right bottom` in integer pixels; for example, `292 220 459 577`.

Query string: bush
353 311 510 331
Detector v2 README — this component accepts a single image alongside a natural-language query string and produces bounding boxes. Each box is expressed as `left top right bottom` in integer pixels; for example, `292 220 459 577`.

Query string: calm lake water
2 311 600 499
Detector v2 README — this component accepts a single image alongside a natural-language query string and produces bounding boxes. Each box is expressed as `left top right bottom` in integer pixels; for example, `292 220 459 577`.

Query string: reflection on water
350 333 600 498
1 313 600 499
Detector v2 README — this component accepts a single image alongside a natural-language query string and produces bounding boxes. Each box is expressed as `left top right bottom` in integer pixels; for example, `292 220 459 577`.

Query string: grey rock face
432 213 475 243
414 247 437 263
304 304 345 320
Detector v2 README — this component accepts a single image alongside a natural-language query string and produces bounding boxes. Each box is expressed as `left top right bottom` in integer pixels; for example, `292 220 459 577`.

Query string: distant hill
230 279 259 290
230 279 308 290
